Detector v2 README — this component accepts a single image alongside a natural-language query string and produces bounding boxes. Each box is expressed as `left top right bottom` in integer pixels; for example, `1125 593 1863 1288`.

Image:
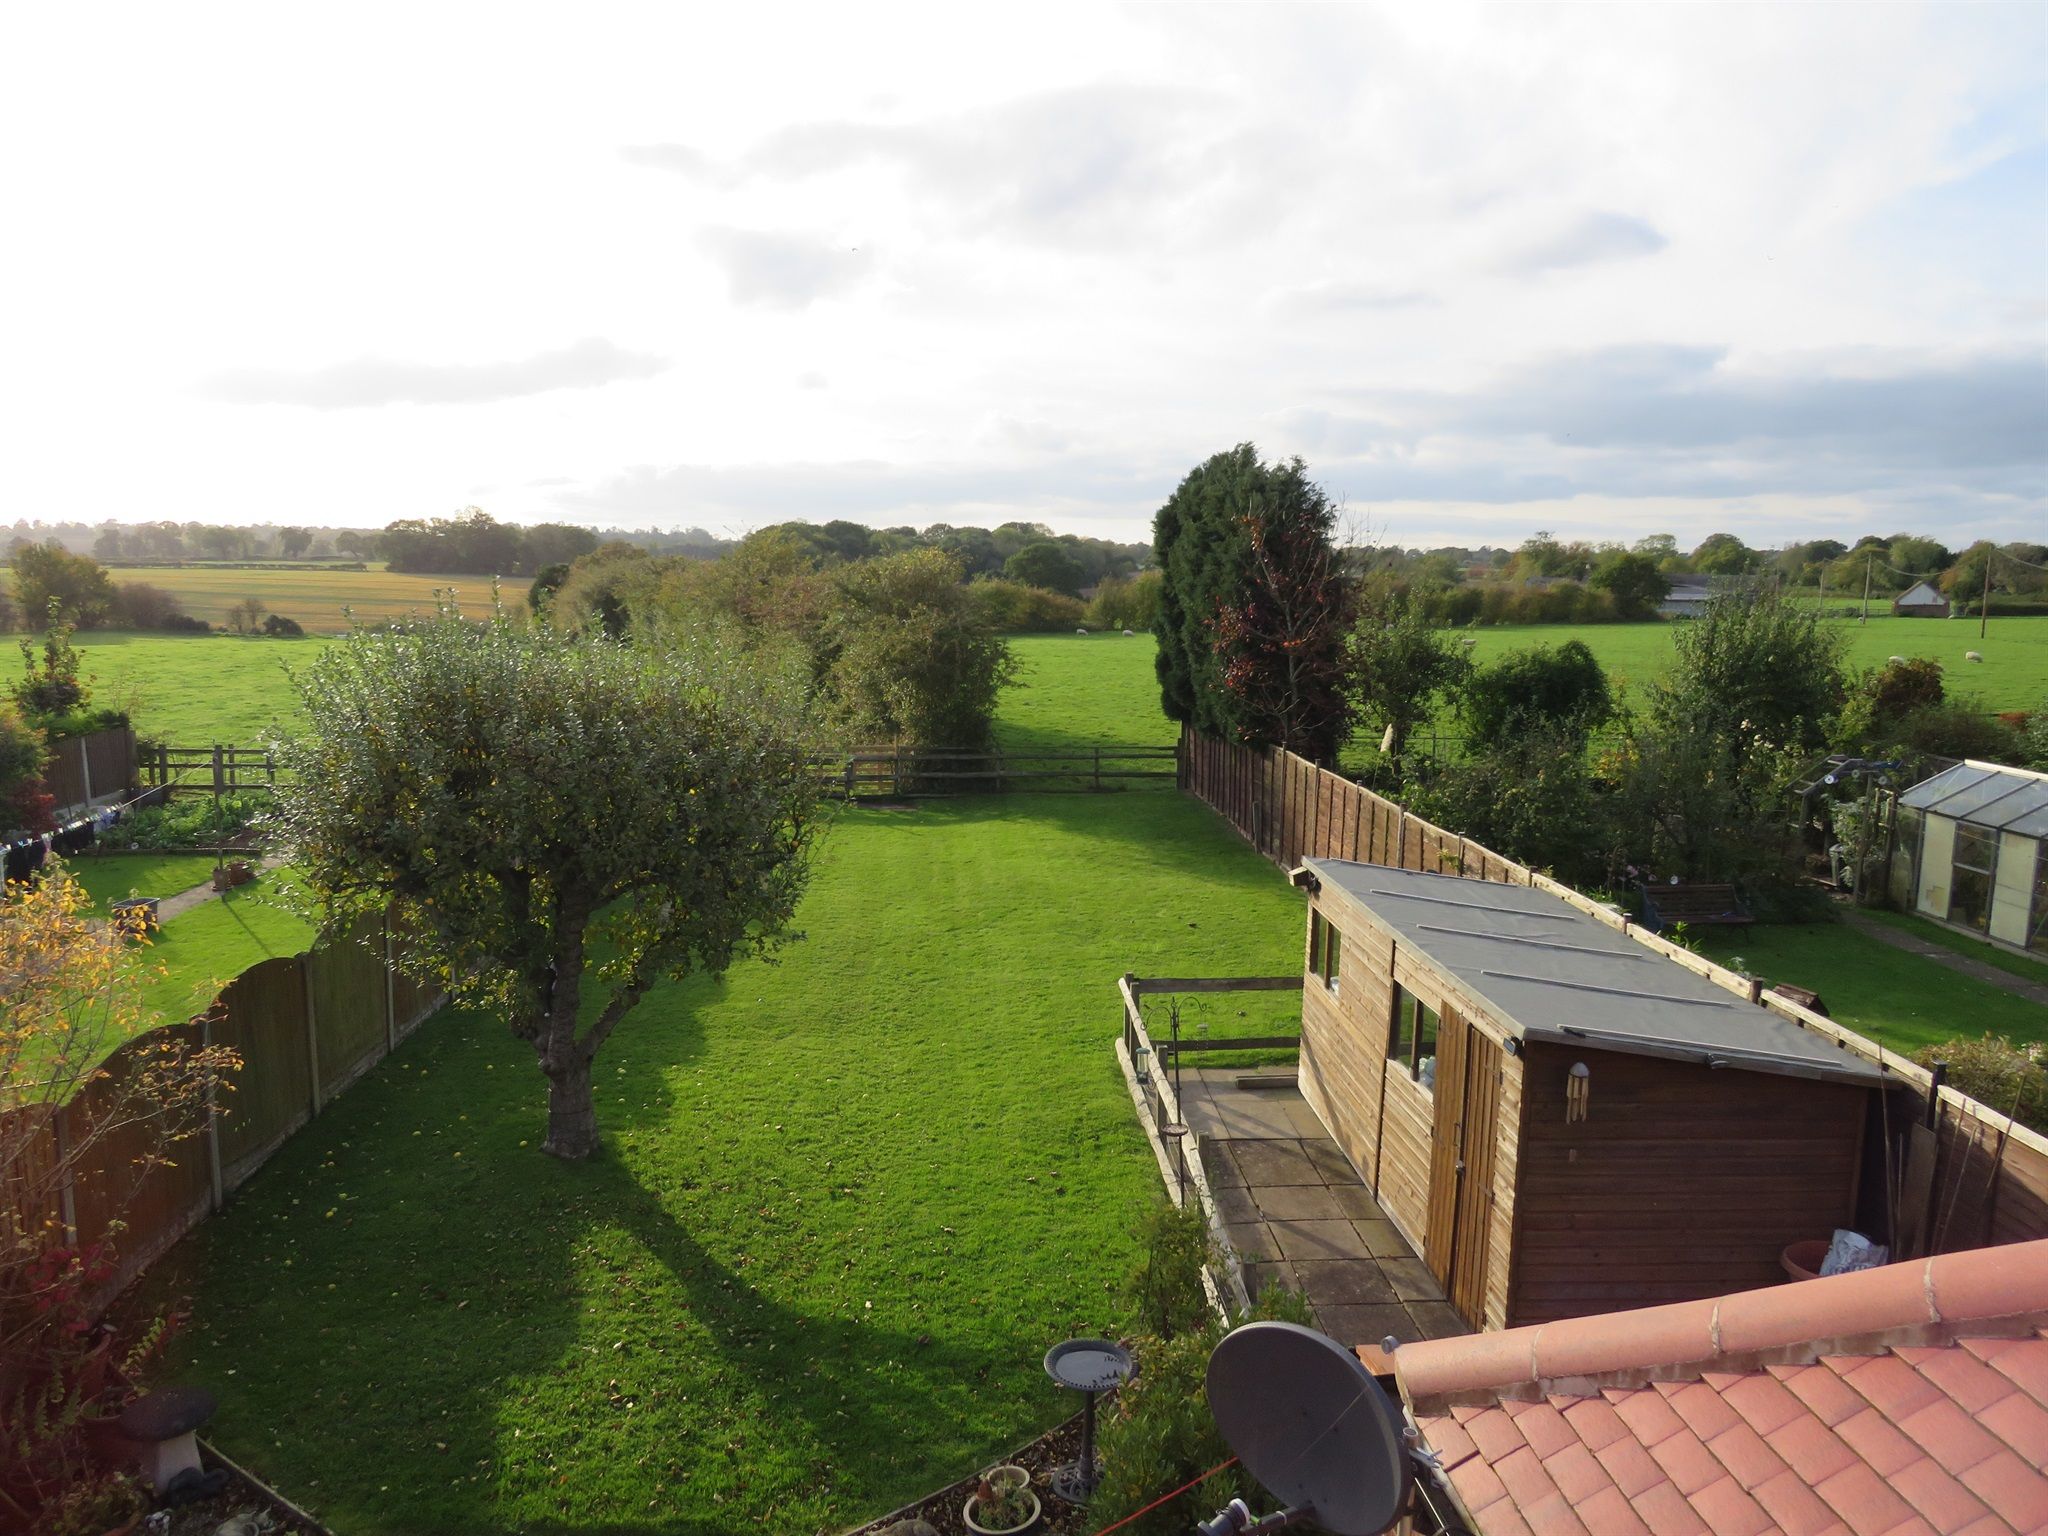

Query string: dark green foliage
1588 550 1671 618
527 562 571 612
1689 532 1757 575
261 613 305 638
1460 640 1613 751
964 578 1087 633
1910 1035 2047 1135
1610 722 1803 887
1088 570 1163 632
1866 657 1945 720
819 550 1016 750
1002 540 1085 598
0 700 46 813
10 544 113 628
1124 1201 1212 1342
1650 586 1846 756
1090 1284 1314 1536
1889 703 2019 762
114 791 265 849
15 610 91 717
1154 445 1356 761
379 507 595 576
1352 588 1469 778
1408 725 1609 886
268 602 821 1158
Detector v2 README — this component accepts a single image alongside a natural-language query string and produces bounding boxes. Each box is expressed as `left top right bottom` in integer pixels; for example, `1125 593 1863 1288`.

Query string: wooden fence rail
1177 722 2048 1254
145 744 1183 801
6 908 444 1312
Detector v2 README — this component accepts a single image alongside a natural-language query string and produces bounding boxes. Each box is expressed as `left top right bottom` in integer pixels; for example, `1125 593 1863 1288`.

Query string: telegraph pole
1862 556 1871 625
1980 546 1992 640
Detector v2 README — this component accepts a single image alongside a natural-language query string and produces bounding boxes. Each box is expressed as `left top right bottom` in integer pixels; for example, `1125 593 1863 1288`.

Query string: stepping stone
1292 1259 1396 1308
1223 1221 1279 1265
1351 1219 1415 1260
1303 1139 1358 1185
1200 1142 1246 1189
1253 1184 1349 1222
1267 1219 1372 1262
1229 1139 1321 1187
1314 1303 1419 1349
1407 1300 1470 1339
1378 1255 1446 1302
1325 1185 1385 1221
1212 1186 1261 1226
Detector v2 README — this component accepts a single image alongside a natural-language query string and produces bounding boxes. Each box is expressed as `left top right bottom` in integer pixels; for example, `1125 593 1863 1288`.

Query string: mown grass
1857 908 2048 989
1691 919 2048 1056
74 632 328 746
146 795 1302 1535
62 851 220 912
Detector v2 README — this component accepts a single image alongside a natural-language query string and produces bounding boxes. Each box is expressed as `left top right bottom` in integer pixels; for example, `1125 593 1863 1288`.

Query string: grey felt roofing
1900 760 2048 838
1303 860 1884 1087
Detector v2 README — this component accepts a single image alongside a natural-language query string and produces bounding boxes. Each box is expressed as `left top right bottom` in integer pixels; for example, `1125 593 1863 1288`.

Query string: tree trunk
543 1056 600 1160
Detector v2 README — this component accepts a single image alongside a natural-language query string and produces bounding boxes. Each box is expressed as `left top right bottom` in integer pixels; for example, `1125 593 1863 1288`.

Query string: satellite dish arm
1196 1500 1314 1535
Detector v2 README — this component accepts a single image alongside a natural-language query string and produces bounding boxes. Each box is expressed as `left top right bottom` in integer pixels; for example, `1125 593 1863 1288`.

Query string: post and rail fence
1174 721 2048 1255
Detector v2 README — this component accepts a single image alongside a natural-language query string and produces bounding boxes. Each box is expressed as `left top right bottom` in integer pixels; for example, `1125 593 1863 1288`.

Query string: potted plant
963 1463 1040 1535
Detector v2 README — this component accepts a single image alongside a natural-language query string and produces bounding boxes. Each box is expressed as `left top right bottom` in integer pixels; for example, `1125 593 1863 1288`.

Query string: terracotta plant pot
1781 1239 1830 1282
963 1464 1041 1535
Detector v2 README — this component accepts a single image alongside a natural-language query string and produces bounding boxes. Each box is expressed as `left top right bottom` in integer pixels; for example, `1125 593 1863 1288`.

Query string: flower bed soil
148 1443 331 1536
845 1412 1095 1536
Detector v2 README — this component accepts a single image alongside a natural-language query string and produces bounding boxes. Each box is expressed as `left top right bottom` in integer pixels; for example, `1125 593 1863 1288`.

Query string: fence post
1093 746 1102 793
843 757 855 802
203 1011 224 1212
384 916 398 1051
53 1113 78 1247
77 737 93 806
301 957 323 1115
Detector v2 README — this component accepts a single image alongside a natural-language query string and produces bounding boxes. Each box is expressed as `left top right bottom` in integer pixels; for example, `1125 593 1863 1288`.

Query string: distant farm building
1891 759 2048 955
1656 580 1714 617
1892 578 1950 617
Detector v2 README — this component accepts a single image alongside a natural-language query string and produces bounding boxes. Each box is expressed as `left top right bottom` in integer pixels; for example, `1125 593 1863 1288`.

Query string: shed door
1423 1007 1503 1326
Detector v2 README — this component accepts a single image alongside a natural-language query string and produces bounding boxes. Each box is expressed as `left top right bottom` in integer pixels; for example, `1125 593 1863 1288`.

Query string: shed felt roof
1302 861 1882 1086
1901 761 2048 839
1391 1239 2048 1536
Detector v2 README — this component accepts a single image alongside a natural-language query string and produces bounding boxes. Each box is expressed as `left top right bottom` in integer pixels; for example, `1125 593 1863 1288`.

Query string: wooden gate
1423 1007 1502 1325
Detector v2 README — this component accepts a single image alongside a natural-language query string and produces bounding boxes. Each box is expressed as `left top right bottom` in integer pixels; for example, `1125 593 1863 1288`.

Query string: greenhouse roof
1899 759 2048 838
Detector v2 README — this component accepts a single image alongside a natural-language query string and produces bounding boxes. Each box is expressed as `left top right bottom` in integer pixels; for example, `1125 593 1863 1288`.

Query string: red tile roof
1388 1240 2048 1536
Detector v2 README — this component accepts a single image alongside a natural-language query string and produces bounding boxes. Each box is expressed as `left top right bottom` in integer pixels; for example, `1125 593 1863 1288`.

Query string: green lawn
62 851 219 912
1456 614 2048 712
128 870 313 1027
146 795 1303 1536
76 631 330 746
997 633 1176 751
1857 908 2048 990
1692 919 2048 1056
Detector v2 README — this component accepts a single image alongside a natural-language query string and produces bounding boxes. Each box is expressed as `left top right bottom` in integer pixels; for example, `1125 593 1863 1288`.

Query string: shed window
1309 911 1341 992
1948 823 1997 932
1389 984 1438 1092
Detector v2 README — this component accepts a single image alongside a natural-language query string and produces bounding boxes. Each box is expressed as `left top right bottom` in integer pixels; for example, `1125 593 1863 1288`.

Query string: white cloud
0 2 2039 547
200 339 668 409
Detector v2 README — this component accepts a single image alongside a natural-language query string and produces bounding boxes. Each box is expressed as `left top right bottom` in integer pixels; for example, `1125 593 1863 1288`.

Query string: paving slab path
1178 1067 1468 1349
1839 910 2048 1007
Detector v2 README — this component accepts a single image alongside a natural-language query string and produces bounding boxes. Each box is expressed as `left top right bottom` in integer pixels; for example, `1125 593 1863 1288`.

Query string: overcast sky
5 3 2044 548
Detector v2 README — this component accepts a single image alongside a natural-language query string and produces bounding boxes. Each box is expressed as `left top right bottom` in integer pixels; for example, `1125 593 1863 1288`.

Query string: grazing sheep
1076 627 1088 635
1966 650 1983 662
1122 628 1135 636
1888 655 1907 664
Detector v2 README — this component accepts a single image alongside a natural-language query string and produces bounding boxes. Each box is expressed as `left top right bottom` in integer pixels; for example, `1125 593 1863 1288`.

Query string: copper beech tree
269 605 820 1159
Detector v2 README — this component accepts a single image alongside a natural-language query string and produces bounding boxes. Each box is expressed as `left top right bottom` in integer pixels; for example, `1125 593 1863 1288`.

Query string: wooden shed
1293 860 1886 1332
1891 579 1950 617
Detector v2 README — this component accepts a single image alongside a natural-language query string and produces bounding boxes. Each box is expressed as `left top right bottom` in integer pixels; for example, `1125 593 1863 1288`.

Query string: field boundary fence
1176 722 2048 1254
4 908 445 1314
145 743 1182 802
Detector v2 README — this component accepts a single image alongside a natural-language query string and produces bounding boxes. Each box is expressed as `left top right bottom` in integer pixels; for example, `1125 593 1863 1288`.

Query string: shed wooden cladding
1294 865 1883 1333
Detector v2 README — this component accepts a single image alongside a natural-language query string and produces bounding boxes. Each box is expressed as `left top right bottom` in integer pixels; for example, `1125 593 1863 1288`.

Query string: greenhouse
1891 759 2048 954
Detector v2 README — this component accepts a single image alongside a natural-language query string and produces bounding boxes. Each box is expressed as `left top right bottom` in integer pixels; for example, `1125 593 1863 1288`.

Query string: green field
147 795 1301 1536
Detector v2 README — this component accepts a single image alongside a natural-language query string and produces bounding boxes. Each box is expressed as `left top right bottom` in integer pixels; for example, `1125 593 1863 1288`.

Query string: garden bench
1638 881 1752 932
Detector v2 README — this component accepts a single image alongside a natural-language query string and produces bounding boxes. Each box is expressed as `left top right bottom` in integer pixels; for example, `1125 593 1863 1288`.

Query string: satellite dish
1203 1322 1412 1536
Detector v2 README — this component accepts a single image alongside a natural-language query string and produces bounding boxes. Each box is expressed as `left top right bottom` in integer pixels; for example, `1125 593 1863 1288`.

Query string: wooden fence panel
212 957 312 1190
311 917 390 1094
85 726 136 800
60 1022 213 1290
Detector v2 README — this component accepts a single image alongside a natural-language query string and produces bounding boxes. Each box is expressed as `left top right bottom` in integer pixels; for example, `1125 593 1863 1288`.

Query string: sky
4 3 2045 550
